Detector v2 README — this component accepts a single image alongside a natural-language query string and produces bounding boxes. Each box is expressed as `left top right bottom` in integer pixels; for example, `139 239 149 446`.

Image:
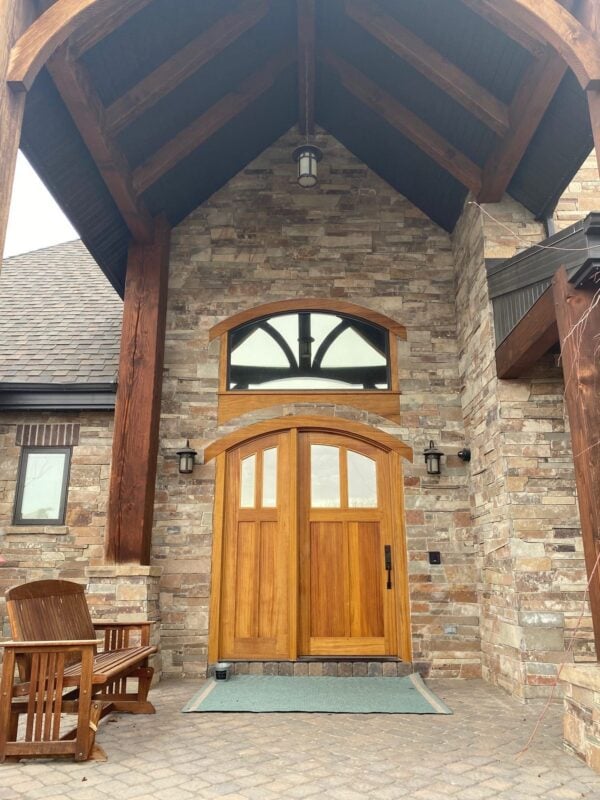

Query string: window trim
210 300 405 425
13 446 72 526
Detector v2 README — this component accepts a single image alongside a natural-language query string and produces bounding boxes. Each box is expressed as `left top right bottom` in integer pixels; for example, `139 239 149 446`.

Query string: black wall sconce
177 440 198 474
457 447 471 463
423 440 444 475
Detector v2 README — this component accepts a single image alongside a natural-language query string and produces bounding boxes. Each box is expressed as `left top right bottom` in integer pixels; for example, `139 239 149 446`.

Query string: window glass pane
320 327 387 368
309 313 342 357
262 448 277 507
20 452 66 520
347 451 378 508
248 377 364 390
231 328 289 368
267 314 300 364
240 454 256 507
311 445 340 508
228 312 390 390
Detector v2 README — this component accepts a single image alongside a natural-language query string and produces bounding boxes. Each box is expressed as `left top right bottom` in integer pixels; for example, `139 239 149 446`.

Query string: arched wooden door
210 423 411 663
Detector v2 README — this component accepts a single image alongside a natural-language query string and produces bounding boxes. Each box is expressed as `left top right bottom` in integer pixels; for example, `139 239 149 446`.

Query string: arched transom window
209 300 406 425
228 311 390 391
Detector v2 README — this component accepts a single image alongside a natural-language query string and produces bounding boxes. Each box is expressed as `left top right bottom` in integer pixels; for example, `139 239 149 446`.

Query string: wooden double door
213 429 410 662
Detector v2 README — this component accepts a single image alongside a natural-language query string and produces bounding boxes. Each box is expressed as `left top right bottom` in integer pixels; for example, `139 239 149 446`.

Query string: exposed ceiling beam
8 0 130 92
460 0 546 55
133 49 296 195
478 0 577 202
345 0 509 136
69 0 153 58
478 47 568 202
105 0 270 135
495 286 558 378
297 0 316 136
46 44 154 241
490 0 600 90
321 48 482 195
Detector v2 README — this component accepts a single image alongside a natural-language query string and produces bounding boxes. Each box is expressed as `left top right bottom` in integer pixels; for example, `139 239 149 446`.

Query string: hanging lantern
423 440 444 475
293 144 322 188
177 440 197 474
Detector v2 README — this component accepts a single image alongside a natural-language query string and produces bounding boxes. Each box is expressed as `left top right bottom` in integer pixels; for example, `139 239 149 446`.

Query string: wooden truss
2 0 600 569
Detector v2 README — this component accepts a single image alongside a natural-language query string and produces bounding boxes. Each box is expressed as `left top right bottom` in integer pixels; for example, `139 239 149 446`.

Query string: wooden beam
46 44 153 241
491 0 600 90
69 0 153 58
297 0 315 136
106 216 171 565
553 267 600 659
133 49 295 195
582 0 600 183
321 48 483 195
105 0 270 135
345 0 509 137
478 46 568 202
0 0 36 264
460 0 546 55
7 0 124 92
495 287 559 378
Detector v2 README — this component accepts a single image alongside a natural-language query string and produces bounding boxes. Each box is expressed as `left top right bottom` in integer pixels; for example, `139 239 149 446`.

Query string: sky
3 152 78 258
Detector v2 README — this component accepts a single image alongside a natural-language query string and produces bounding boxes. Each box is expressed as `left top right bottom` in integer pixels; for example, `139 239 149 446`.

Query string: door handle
384 545 392 590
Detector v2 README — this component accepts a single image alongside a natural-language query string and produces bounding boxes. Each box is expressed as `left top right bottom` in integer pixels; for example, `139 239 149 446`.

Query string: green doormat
182 673 452 715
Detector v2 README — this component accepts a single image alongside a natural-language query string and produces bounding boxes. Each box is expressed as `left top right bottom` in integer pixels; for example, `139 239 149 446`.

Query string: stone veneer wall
453 159 598 698
0 412 160 659
154 128 478 679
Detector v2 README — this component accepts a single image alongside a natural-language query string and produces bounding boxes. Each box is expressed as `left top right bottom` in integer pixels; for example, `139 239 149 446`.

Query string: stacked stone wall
0 412 111 635
453 163 598 697
155 128 478 679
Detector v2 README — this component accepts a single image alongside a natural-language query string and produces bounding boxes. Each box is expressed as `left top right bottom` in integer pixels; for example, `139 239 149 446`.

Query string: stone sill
560 664 600 692
86 565 162 578
3 525 69 535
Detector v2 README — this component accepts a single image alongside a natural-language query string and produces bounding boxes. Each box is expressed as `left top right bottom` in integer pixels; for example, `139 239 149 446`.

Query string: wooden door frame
206 416 413 664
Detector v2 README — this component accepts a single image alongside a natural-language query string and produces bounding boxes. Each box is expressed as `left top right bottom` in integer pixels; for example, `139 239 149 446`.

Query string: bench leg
100 665 156 714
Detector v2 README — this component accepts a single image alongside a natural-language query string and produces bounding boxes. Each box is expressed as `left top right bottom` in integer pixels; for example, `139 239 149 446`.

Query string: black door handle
384 545 392 590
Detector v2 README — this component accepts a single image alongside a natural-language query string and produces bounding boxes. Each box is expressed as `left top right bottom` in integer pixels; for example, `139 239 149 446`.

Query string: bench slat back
7 580 95 642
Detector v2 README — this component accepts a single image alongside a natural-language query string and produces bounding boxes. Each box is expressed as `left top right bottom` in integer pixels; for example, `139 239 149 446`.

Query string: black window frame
227 310 391 391
13 446 72 526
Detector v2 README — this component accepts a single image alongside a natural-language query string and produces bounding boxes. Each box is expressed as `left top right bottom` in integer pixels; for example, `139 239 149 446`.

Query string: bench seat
0 580 158 762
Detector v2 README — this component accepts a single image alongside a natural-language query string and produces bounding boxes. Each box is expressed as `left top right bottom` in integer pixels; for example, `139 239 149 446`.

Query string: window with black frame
13 447 71 525
227 311 390 391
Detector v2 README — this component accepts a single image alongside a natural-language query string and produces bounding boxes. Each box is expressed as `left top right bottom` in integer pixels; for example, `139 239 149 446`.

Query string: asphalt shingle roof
0 240 122 386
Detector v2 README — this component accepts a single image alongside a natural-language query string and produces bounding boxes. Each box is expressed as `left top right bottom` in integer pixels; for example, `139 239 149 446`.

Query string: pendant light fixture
293 56 322 188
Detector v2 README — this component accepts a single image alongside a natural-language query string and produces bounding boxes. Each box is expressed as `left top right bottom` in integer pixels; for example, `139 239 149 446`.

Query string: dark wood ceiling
19 0 593 295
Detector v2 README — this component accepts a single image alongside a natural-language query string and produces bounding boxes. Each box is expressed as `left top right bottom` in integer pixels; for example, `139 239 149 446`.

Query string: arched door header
203 415 413 463
208 299 407 341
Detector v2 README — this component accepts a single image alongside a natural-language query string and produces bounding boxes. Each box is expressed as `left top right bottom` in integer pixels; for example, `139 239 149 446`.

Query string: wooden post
553 267 600 659
0 0 35 265
106 216 171 565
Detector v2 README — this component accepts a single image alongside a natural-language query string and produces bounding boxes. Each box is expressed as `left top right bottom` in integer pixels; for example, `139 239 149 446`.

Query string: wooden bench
0 579 157 762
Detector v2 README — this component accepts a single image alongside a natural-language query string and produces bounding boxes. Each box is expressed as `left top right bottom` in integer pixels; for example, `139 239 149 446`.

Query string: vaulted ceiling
19 0 593 294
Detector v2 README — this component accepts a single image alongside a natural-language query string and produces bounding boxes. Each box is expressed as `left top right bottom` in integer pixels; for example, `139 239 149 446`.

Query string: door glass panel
240 454 256 507
310 445 340 508
347 450 378 507
262 448 278 507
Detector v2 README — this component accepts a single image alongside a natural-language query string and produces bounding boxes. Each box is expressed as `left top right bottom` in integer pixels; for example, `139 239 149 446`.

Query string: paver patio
2 678 600 800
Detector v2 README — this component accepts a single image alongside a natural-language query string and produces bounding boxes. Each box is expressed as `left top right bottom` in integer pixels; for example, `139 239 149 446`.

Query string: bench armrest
92 621 153 628
1 639 100 649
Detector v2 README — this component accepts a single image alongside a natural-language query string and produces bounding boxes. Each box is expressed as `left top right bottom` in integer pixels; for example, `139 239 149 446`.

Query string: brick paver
2 679 600 799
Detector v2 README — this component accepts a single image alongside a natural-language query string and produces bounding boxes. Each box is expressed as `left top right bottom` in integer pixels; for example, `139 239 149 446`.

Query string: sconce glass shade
423 440 444 475
177 440 197 474
293 144 323 188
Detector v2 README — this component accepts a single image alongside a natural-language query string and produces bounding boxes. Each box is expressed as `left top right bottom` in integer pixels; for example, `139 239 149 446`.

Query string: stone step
209 661 429 678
